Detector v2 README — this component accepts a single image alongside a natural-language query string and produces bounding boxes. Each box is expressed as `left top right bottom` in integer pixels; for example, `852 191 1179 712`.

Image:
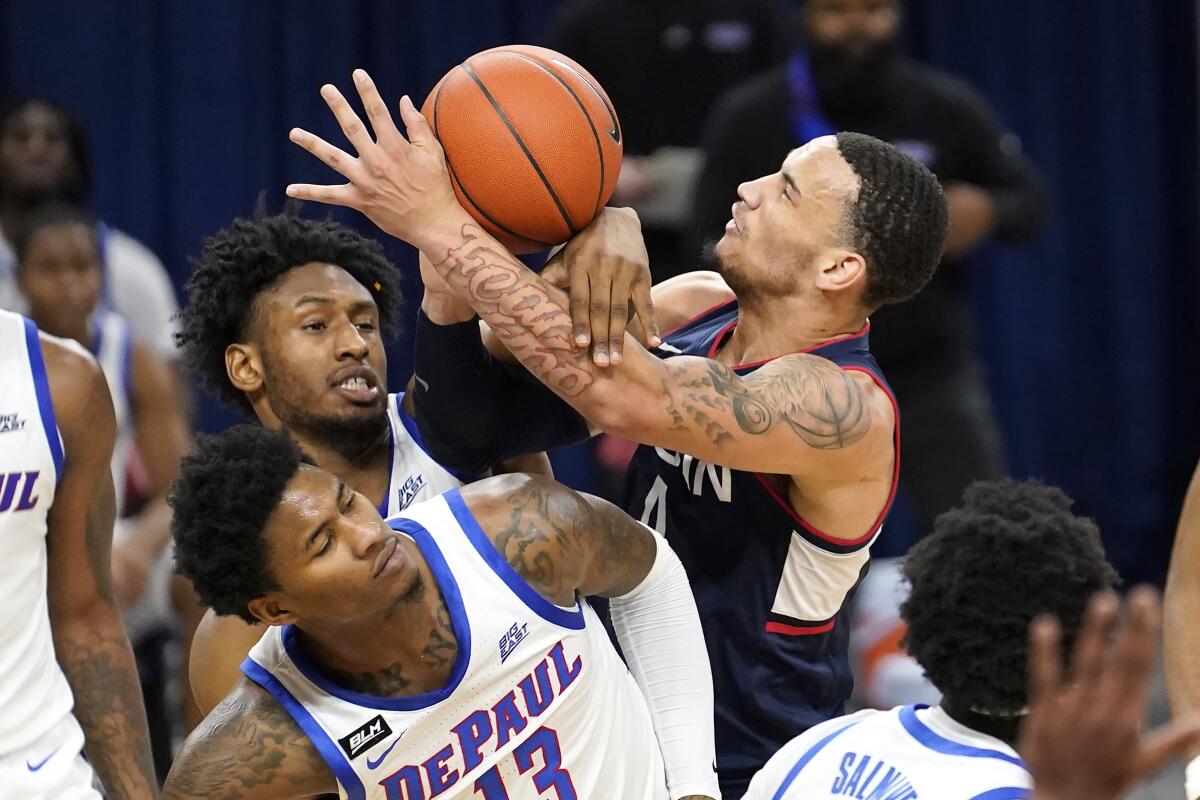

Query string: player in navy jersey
283 71 946 795
162 425 718 800
174 208 655 716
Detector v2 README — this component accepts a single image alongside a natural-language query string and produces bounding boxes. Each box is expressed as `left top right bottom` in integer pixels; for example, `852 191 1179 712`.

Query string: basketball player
284 69 946 795
743 478 1113 798
1165 458 1200 799
175 208 653 714
0 308 156 797
162 424 718 800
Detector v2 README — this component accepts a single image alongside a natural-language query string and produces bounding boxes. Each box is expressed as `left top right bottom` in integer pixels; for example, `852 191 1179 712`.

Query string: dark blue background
2 0 1195 586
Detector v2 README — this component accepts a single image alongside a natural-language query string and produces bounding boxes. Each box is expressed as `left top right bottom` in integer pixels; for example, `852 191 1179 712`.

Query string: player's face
17 222 102 342
713 137 860 298
0 103 78 196
804 0 901 63
255 465 423 624
250 262 389 436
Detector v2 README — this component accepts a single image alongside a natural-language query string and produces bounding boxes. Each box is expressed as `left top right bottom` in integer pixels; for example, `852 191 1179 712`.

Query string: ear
226 342 264 394
815 250 868 295
247 594 301 627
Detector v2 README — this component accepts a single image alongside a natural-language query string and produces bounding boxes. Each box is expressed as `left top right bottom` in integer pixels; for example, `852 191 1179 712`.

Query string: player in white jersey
174 209 650 716
0 309 156 798
162 424 719 799
744 478 1121 800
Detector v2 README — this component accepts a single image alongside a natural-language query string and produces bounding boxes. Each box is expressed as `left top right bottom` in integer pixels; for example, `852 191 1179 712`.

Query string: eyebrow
294 295 377 314
304 479 347 550
782 171 801 196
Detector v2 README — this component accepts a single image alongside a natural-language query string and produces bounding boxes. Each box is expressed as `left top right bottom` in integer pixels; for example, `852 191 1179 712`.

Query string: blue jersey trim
22 317 64 482
120 320 133 405
278 521 473 711
898 705 1027 769
241 657 366 800
967 789 1032 800
88 313 104 359
445 487 586 630
769 720 862 800
395 391 480 485
379 394 399 516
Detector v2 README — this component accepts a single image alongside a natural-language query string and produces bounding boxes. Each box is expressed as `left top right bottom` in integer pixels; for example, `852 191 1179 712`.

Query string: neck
939 699 1021 747
291 540 456 697
717 292 866 366
279 421 392 507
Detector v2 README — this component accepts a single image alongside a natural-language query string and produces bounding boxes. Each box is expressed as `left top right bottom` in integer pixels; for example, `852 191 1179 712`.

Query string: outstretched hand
1021 587 1200 800
286 69 465 247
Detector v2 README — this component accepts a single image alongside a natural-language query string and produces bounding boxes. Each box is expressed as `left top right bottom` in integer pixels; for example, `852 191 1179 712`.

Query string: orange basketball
421 44 623 254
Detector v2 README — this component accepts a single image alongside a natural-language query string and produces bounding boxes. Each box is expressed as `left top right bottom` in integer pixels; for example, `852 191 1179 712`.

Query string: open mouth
330 367 382 405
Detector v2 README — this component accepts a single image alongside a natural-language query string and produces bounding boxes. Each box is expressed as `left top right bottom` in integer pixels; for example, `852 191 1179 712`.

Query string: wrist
420 289 476 325
411 205 477 256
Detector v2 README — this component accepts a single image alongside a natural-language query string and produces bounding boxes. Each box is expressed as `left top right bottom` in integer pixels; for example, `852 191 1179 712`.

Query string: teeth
340 377 368 390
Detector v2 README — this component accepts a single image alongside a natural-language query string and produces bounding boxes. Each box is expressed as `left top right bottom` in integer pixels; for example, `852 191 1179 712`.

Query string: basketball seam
460 60 578 237
434 74 557 249
504 52 607 219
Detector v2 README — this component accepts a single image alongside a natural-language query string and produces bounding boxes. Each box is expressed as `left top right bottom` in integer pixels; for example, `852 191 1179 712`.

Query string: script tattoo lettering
433 225 595 397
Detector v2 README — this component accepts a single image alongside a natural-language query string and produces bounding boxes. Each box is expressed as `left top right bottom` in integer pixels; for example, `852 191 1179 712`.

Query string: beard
807 33 902 116
262 369 390 460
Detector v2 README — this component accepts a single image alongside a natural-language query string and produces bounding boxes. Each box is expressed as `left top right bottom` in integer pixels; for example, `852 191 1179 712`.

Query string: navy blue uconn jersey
624 298 899 794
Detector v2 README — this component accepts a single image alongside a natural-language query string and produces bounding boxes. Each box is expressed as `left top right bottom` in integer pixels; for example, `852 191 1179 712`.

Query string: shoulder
39 332 113 439
651 270 735 334
458 472 585 527
166 679 334 799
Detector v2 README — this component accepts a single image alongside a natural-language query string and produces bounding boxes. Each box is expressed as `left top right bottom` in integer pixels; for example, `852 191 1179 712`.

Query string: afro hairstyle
900 478 1118 716
169 425 307 624
176 205 403 417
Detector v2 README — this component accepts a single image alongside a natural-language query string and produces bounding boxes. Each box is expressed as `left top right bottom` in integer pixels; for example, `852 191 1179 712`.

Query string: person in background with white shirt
744 478 1116 800
0 96 179 359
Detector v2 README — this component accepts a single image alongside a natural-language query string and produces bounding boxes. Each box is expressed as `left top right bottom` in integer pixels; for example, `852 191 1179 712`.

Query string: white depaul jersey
382 392 468 517
744 704 1031 800
0 311 77 754
244 489 667 800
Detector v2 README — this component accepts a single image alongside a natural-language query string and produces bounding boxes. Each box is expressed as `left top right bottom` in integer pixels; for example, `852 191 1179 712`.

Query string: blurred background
1 0 1197 794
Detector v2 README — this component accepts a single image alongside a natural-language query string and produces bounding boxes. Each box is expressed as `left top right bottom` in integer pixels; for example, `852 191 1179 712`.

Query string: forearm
1166 461 1200 764
609 532 720 800
55 605 156 799
418 214 652 417
412 308 591 473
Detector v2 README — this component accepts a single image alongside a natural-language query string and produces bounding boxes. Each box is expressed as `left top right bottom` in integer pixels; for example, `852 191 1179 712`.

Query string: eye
343 493 356 514
355 320 377 332
315 535 333 556
303 320 326 332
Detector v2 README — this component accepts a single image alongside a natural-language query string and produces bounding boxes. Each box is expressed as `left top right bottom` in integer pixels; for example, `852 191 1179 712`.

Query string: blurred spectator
14 204 194 779
691 0 1048 542
547 0 795 280
0 96 180 358
690 0 1049 709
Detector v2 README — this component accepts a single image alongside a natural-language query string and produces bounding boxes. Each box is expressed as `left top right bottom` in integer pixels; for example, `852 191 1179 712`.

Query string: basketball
421 44 623 254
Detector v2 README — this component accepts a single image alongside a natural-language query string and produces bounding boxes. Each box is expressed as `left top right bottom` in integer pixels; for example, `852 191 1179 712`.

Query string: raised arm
461 473 719 800
163 681 335 800
42 337 157 799
285 71 891 479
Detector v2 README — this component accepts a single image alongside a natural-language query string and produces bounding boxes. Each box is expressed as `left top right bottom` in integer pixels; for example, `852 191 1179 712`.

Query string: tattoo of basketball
744 357 872 449
432 224 595 397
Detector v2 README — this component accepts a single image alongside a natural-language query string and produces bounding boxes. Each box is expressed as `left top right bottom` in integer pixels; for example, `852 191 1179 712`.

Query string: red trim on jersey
660 296 737 340
765 619 837 636
752 366 901 551
706 318 873 367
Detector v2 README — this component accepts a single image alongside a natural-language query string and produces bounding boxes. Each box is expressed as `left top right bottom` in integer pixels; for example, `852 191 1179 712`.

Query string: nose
335 317 370 361
346 516 388 561
737 175 766 210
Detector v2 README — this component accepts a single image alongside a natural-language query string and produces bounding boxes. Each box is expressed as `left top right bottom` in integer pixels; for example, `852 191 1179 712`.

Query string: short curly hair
176 206 403 417
836 132 948 310
11 203 97 265
169 425 305 624
900 478 1119 716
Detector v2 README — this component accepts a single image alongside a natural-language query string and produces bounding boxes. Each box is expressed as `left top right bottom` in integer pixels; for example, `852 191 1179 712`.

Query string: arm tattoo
164 691 330 799
666 356 871 450
492 478 587 600
487 476 656 599
432 225 595 398
56 626 157 798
